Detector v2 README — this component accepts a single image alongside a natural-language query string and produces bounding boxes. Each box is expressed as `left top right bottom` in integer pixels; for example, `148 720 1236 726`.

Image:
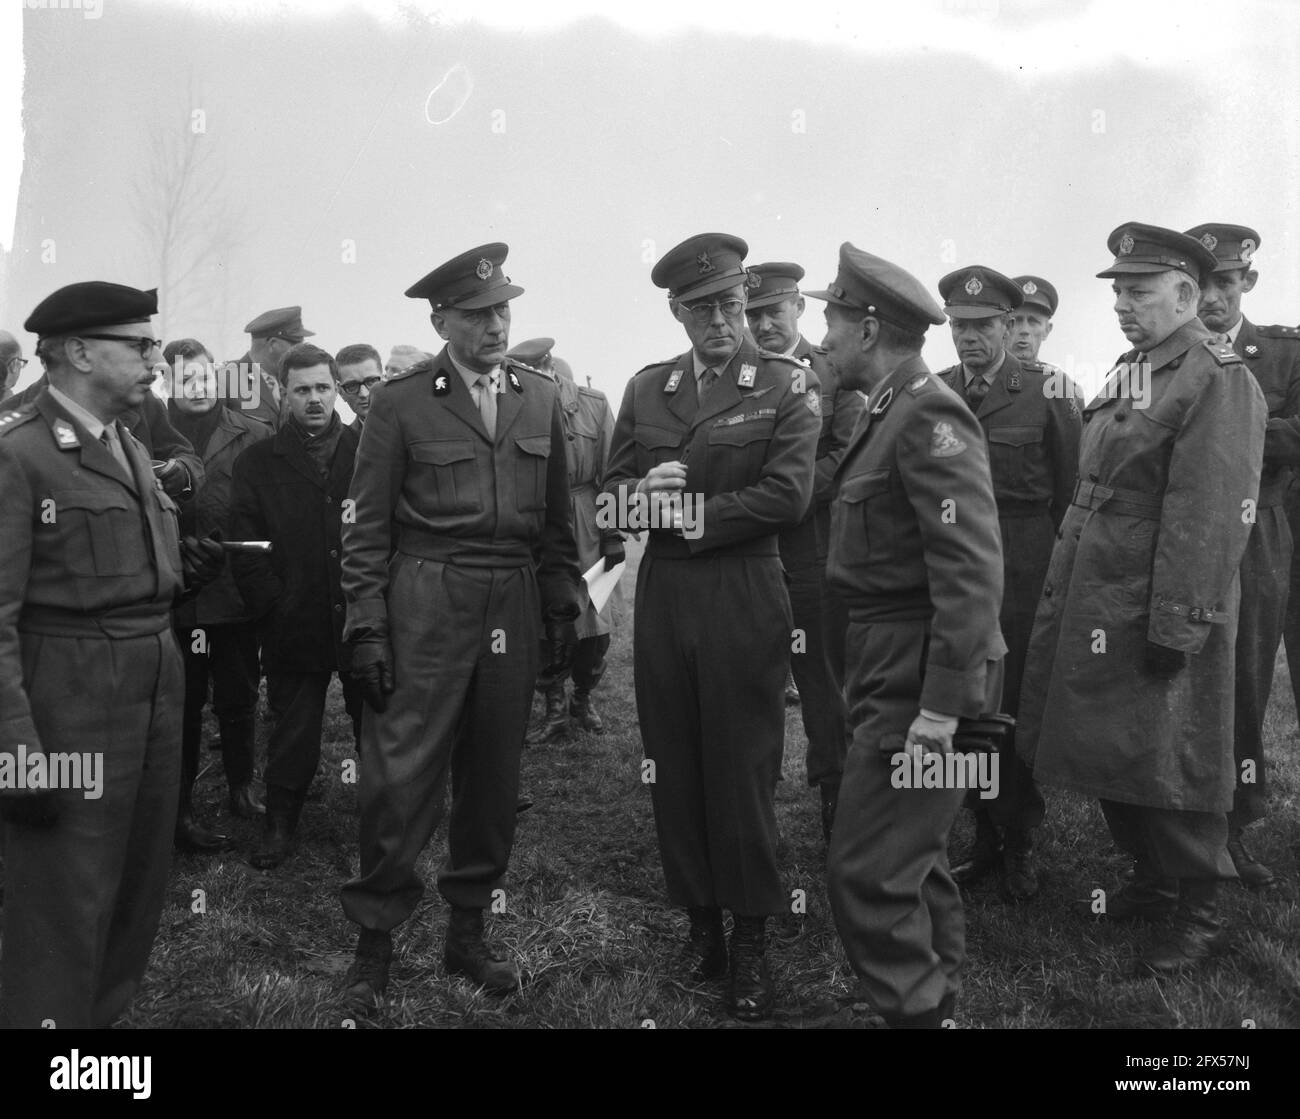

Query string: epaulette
634 359 677 378
936 365 959 378
505 358 548 378
387 359 431 383
903 373 935 396
1256 324 1300 341
1204 340 1243 366
757 348 805 369
0 403 39 437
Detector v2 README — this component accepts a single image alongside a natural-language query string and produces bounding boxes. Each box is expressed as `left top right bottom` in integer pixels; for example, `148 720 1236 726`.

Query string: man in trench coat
1017 223 1266 977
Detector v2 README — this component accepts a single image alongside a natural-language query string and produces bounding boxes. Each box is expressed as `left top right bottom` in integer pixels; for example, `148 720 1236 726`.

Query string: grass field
123 537 1300 1029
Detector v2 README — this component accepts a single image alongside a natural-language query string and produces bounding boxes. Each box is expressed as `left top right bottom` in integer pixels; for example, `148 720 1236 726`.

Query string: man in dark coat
1018 223 1266 977
166 338 273 851
936 266 1081 900
745 262 864 842
230 342 363 870
603 233 821 1021
812 243 1006 1028
1185 223 1300 889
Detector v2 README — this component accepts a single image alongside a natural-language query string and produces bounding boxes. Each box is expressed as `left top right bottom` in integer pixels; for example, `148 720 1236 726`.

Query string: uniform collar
46 383 109 440
1223 316 1244 344
962 350 1005 387
1143 317 1213 371
447 349 501 391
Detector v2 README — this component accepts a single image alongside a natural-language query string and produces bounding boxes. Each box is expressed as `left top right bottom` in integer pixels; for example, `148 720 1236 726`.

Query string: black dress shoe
951 827 1002 887
1136 880 1226 976
174 813 230 853
1227 833 1275 888
444 907 520 994
343 929 393 1012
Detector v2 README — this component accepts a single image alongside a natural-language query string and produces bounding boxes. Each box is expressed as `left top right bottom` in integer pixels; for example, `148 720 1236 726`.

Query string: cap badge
665 368 684 393
1118 233 1135 255
964 276 983 296
738 364 757 388
696 252 714 275
475 258 493 281
1200 233 1218 252
745 271 762 290
1022 281 1037 295
1241 238 1257 262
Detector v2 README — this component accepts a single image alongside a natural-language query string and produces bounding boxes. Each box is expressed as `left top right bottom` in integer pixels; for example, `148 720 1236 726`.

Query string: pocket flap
707 422 773 447
838 469 891 503
515 434 552 457
635 424 682 451
51 488 133 513
410 439 476 466
987 425 1043 447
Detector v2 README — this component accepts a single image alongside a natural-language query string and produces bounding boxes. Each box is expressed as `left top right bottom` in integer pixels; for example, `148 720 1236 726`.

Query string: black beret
24 281 158 336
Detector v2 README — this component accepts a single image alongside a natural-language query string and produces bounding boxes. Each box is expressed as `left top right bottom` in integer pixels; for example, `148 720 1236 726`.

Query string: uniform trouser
828 620 1001 1023
1 628 182 1029
1282 483 1300 714
634 552 790 916
341 555 540 929
1230 506 1291 828
965 512 1051 832
1099 799 1235 881
266 670 364 793
780 513 849 787
176 620 259 791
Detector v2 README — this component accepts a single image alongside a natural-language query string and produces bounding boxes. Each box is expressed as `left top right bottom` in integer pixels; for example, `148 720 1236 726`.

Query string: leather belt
1071 479 1163 521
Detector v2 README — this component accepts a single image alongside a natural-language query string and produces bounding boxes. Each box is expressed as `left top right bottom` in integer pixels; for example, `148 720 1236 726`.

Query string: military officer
0 281 222 1028
744 261 863 841
339 244 581 1007
602 232 820 1021
1018 223 1265 976
509 338 624 743
1 330 25 396
222 306 316 429
810 243 1005 1028
1184 224 1300 890
1008 275 1059 366
936 266 1081 900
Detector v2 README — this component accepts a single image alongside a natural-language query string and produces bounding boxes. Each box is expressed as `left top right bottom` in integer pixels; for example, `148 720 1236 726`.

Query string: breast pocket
634 424 683 472
409 439 482 514
987 424 1044 483
50 488 149 576
831 468 894 569
705 419 774 484
515 434 552 512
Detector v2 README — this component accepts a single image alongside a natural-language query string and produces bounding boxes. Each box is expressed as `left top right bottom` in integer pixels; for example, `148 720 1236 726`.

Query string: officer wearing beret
744 261 864 840
0 282 223 1027
811 243 1005 1028
936 266 1081 900
1008 275 1060 367
339 244 581 1007
602 233 820 1020
1185 223 1300 889
509 338 625 743
1018 223 1265 976
222 306 316 430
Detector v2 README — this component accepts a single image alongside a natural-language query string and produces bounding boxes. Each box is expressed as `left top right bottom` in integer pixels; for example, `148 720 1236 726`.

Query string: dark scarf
167 399 224 458
288 411 343 479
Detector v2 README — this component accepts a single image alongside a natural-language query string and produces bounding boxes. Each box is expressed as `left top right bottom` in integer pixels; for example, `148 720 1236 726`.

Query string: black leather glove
181 534 225 592
0 792 59 828
543 614 579 679
350 638 395 713
601 537 626 572
1144 641 1188 679
155 458 191 497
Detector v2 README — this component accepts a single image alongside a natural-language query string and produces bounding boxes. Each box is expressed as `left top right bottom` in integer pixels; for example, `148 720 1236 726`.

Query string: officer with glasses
1 331 27 396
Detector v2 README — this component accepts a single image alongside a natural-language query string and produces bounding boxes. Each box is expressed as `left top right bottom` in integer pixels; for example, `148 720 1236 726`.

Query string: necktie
966 376 990 410
698 368 718 402
99 423 131 474
474 372 498 437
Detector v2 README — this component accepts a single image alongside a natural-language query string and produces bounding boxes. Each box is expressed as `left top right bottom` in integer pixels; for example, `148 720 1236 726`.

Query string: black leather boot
249 785 304 870
681 906 727 981
951 812 1001 886
1227 828 1275 888
343 928 393 1011
569 688 605 733
526 683 570 745
1001 828 1040 900
444 906 520 994
1104 865 1179 923
1137 879 1226 976
727 915 774 1021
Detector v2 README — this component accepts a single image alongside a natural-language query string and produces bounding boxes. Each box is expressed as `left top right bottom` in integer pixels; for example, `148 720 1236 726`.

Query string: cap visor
745 291 800 310
454 283 526 310
1095 263 1171 278
802 288 853 306
945 305 1009 320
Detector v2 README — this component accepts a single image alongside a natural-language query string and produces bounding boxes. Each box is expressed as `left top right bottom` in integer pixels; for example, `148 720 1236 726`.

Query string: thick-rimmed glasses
76 334 162 358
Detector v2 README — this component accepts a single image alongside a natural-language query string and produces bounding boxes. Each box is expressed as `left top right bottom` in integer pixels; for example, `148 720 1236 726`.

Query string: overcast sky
2 0 1298 412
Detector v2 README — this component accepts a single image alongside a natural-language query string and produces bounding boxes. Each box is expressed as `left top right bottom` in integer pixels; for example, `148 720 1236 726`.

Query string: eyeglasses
76 334 162 357
679 298 745 324
339 375 383 395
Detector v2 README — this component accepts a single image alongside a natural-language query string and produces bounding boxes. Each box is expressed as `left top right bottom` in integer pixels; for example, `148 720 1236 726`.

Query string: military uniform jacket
1235 318 1300 504
602 337 821 556
937 352 1081 525
1018 319 1266 812
793 337 866 511
0 390 184 759
341 347 581 639
826 357 1005 717
554 374 618 637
